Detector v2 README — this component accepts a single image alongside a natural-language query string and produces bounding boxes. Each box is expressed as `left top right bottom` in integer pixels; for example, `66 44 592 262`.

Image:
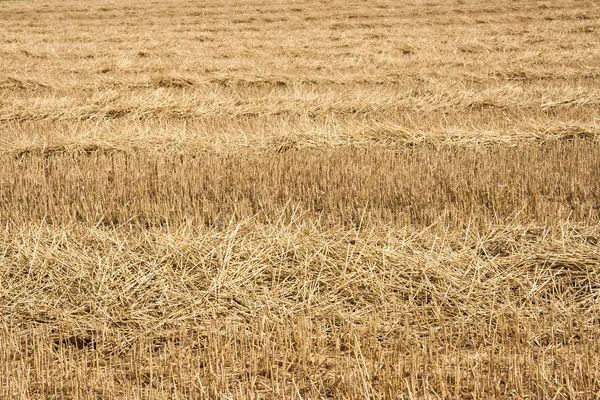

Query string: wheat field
1 0 599 398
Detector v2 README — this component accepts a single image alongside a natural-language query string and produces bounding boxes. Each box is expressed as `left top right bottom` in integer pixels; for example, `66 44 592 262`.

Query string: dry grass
1 0 600 398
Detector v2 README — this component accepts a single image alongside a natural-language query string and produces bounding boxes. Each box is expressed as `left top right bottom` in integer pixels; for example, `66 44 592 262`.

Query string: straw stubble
0 0 599 398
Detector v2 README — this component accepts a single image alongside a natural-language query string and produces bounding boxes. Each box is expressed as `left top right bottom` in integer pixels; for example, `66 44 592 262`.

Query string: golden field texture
1 0 600 398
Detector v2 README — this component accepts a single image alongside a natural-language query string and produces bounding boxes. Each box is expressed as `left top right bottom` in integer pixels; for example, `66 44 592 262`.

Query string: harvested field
1 0 599 398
